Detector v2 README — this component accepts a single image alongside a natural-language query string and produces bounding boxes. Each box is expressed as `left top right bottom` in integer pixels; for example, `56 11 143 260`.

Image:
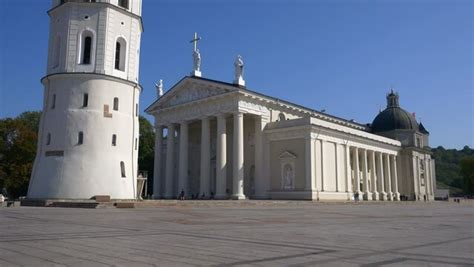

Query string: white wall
29 74 140 199
47 2 142 83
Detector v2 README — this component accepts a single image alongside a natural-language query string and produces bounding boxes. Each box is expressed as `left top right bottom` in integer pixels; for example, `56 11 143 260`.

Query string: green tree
0 111 41 198
138 116 155 196
432 145 474 195
460 157 474 195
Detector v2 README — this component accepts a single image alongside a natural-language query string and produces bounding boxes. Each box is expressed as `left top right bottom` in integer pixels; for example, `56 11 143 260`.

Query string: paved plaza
0 201 473 266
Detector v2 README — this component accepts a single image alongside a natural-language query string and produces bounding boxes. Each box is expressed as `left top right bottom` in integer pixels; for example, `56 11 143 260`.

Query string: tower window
82 36 92 64
135 138 137 150
278 112 286 121
51 94 56 109
112 134 117 146
83 93 88 107
113 97 119 111
115 42 121 70
114 38 126 71
135 103 138 117
78 131 84 145
118 0 129 9
46 133 51 145
120 161 126 177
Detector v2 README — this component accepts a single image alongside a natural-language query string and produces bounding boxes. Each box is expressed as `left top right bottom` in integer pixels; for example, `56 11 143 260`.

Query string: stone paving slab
0 201 472 266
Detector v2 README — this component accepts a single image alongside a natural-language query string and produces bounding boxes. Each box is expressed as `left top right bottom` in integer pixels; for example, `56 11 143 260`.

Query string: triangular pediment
279 151 297 159
145 76 238 113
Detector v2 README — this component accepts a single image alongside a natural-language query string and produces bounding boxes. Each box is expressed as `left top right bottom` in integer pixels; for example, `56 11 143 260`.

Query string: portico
152 111 268 199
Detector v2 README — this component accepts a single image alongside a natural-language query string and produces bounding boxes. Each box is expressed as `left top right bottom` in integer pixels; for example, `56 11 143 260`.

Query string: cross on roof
190 32 201 52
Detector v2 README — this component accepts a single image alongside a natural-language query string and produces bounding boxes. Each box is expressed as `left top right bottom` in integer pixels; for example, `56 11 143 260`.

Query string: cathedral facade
146 73 436 201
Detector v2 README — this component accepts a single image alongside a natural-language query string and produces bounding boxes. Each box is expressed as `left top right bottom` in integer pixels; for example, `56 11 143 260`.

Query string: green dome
371 91 419 133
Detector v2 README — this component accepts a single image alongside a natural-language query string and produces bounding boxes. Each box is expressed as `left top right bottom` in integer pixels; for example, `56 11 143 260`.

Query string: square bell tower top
51 0 142 17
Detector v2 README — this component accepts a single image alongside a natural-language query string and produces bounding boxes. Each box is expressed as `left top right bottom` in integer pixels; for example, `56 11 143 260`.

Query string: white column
391 155 400 201
178 121 188 197
305 137 316 194
216 114 227 199
430 159 436 197
345 144 351 195
263 139 271 197
153 125 163 199
370 151 378 200
362 149 371 200
320 140 325 192
200 117 211 198
413 156 420 201
384 154 392 200
353 147 361 195
335 143 340 192
164 124 175 199
378 152 386 200
254 116 267 198
425 158 431 199
232 112 245 199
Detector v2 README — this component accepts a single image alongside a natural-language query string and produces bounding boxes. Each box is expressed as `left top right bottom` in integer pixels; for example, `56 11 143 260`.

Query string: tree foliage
460 157 474 195
138 116 155 196
432 145 474 195
0 111 41 198
0 112 157 199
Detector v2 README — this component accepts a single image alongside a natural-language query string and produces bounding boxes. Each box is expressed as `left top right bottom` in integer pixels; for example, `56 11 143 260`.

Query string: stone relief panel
163 86 230 108
238 98 269 116
157 97 237 124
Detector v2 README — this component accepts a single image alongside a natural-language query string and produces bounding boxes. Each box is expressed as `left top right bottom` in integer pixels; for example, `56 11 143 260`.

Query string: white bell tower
28 0 143 199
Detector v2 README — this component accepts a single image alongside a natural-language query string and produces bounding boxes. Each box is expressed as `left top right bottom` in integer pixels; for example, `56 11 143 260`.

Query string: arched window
114 42 121 69
114 38 126 71
118 0 129 9
112 134 117 146
78 131 84 145
52 35 61 68
278 112 286 121
113 97 119 111
120 161 126 177
46 133 51 145
82 36 92 64
83 93 88 107
51 94 56 109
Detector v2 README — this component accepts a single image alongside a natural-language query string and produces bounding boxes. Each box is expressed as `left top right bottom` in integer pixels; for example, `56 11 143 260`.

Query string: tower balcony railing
59 0 111 5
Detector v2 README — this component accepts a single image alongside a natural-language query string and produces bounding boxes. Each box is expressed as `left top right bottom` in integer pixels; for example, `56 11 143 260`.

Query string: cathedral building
27 0 436 202
28 0 142 199
146 49 436 201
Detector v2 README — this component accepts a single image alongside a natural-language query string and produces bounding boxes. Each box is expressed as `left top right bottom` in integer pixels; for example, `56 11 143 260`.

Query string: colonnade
349 146 400 201
153 112 264 199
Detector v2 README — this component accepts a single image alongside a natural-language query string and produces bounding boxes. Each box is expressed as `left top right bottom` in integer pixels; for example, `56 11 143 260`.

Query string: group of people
354 192 415 201
178 190 216 201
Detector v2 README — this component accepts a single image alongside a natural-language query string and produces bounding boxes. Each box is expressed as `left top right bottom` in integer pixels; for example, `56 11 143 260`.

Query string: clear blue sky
0 0 472 149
